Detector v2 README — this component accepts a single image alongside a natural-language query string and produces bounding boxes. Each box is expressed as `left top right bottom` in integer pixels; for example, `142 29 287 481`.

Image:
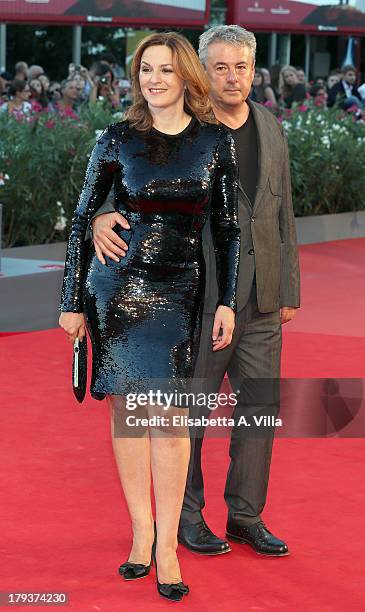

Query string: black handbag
72 335 88 402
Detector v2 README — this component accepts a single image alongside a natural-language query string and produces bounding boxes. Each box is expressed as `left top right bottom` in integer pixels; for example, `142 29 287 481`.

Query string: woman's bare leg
150 407 190 584
108 395 154 564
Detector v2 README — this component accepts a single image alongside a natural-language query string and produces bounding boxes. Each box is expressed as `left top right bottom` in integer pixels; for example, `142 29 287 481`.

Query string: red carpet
1 239 365 610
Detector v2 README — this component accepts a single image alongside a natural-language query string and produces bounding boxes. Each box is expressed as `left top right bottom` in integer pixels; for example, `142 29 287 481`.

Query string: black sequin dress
60 118 240 400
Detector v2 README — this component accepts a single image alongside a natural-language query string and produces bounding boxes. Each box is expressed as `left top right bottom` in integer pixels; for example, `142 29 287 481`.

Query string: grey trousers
180 283 282 527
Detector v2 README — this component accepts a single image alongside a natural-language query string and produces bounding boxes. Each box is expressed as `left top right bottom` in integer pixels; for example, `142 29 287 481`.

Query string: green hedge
0 105 116 248
283 107 365 217
1 105 365 247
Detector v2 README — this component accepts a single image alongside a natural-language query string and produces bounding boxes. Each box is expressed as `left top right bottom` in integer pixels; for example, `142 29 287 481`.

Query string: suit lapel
247 99 272 214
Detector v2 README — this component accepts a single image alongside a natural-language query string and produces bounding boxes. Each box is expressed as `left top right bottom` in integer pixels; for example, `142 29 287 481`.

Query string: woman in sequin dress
59 33 240 601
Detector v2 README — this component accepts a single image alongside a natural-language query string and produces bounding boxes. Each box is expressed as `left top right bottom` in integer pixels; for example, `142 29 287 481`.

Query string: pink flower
298 104 308 112
30 100 42 113
45 119 55 129
58 107 79 121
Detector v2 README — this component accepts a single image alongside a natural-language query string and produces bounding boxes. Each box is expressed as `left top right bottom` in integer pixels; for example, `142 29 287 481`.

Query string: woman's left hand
212 305 235 352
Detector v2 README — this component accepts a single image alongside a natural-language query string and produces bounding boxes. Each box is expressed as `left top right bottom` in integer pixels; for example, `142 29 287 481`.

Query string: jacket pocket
269 177 282 197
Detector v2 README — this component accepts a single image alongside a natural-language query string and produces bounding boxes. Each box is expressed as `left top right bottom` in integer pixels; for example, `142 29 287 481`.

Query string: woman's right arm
60 125 118 314
88 75 100 105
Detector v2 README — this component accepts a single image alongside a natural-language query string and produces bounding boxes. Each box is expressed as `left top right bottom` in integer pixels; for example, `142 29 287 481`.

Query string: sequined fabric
60 118 240 400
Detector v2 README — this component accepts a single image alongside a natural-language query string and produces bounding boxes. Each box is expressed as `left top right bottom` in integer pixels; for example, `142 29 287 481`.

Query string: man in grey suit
88 26 300 557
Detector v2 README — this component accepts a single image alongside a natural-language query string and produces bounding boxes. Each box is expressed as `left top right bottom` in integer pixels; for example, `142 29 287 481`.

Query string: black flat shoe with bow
118 522 157 581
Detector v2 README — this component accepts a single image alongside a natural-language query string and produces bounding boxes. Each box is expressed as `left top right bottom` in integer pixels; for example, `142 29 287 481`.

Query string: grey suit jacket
90 101 300 314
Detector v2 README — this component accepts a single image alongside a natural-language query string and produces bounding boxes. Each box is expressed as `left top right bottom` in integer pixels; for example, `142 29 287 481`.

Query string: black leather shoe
178 519 231 555
226 519 289 556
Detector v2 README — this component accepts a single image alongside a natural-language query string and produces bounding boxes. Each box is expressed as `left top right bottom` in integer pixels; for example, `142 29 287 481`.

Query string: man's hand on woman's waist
92 212 130 264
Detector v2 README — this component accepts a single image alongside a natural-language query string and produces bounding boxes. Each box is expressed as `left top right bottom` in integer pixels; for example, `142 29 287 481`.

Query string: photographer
67 63 94 103
100 52 125 80
119 78 132 111
88 63 121 109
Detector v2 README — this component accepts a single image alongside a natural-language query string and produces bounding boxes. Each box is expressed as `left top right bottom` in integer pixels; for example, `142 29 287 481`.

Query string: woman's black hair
8 79 28 96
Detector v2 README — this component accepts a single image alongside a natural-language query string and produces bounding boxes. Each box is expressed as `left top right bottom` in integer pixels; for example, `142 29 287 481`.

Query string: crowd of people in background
250 63 365 117
1 54 365 122
0 53 132 121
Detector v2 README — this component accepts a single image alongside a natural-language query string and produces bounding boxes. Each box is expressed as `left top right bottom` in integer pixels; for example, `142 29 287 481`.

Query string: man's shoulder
330 81 344 95
250 101 284 138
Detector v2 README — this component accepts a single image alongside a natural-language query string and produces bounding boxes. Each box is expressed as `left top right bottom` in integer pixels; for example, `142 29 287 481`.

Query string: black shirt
226 111 258 207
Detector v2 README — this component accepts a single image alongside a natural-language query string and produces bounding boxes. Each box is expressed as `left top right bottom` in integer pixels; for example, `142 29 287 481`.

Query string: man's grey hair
15 61 28 73
61 78 76 91
198 25 256 66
